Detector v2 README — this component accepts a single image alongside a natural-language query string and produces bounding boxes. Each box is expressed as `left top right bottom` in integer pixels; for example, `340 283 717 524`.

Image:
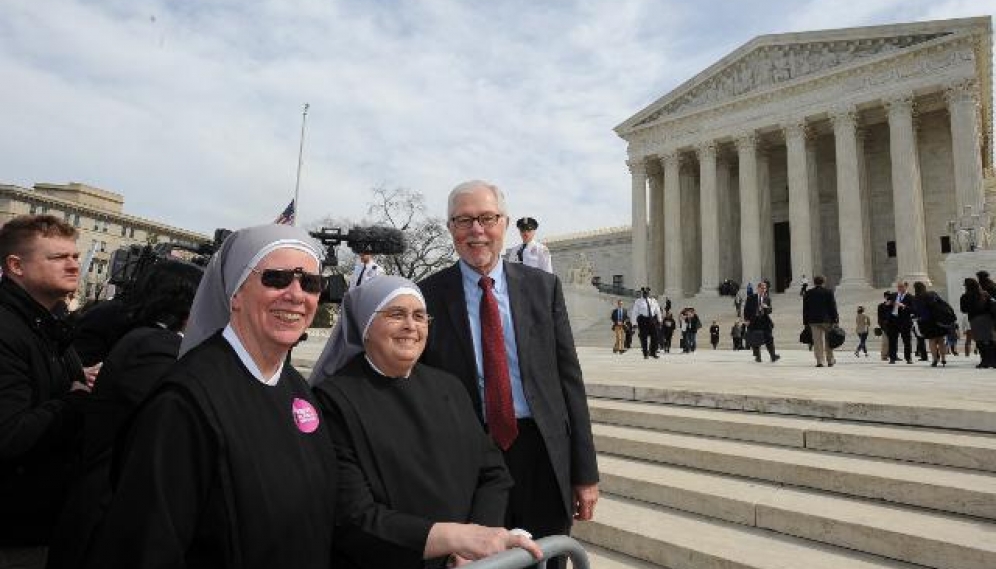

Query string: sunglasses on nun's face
250 267 323 294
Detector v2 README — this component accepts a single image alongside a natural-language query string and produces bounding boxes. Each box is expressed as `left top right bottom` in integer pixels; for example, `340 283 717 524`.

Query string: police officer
507 217 553 273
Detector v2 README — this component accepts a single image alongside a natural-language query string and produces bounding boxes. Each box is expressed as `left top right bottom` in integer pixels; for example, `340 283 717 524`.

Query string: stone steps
585 382 996 432
573 495 921 569
588 398 996 471
596 454 996 569
593 422 996 519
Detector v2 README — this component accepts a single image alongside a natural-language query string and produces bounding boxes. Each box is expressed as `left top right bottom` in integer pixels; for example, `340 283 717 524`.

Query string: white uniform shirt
506 240 553 274
631 297 661 325
349 260 382 287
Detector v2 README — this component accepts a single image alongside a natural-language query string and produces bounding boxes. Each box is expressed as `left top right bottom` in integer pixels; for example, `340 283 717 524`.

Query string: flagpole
292 103 310 227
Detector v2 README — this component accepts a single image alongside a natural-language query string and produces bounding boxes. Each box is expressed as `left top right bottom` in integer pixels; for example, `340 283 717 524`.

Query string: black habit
86 333 337 569
314 356 512 569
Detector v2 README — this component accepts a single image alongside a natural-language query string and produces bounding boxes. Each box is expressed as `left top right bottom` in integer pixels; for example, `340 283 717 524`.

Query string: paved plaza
294 331 996 431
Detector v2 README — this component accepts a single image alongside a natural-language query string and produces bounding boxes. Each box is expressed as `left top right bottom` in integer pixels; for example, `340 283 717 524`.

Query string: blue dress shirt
458 260 531 419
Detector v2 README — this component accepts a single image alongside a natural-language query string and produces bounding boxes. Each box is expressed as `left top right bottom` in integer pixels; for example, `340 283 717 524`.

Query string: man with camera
0 215 90 567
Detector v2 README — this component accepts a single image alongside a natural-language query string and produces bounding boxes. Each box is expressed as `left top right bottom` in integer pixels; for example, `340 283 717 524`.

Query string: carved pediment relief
634 32 950 127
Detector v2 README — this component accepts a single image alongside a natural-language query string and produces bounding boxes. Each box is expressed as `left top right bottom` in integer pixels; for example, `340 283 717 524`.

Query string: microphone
345 226 406 255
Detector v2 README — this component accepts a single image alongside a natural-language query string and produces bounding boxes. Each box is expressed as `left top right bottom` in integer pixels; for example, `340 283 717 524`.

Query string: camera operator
0 215 90 568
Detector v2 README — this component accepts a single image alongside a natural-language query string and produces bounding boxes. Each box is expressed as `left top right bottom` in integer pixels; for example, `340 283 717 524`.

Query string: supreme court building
619 16 993 297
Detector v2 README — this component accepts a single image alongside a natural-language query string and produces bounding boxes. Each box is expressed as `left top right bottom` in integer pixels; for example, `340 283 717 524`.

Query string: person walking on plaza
731 318 744 350
877 291 892 361
660 310 676 353
912 281 955 367
610 299 629 354
961 314 973 357
799 274 809 296
733 290 743 318
886 281 914 364
744 281 780 363
709 321 720 350
854 306 871 357
802 275 839 367
680 308 702 353
632 288 662 359
960 277 996 368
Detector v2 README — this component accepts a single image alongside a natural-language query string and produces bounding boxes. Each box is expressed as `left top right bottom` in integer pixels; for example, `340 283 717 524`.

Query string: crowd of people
609 271 996 371
0 179 598 569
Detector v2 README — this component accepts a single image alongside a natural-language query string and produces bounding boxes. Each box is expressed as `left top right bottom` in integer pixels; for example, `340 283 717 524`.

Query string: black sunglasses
251 267 323 294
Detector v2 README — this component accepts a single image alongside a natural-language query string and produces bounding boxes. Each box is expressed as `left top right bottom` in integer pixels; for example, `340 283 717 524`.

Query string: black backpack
930 294 957 325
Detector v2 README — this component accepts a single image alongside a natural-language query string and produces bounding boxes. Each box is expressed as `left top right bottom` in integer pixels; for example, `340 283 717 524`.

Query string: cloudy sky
1 0 991 243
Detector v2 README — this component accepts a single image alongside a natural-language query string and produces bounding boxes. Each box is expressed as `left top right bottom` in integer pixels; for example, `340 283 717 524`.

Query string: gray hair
446 180 508 219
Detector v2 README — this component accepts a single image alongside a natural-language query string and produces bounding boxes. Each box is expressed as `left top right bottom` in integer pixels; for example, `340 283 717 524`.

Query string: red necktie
479 276 518 450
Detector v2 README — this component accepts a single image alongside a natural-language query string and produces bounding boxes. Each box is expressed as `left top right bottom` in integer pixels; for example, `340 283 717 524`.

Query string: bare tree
365 185 454 282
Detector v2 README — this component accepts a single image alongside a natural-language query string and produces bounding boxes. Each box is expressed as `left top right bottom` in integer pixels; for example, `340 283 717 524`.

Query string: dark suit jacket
886 292 914 329
802 286 839 325
419 261 599 519
743 293 773 330
610 307 629 325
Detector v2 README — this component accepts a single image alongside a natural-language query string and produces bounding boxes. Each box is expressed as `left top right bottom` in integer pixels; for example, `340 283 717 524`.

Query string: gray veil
179 223 324 357
308 275 424 385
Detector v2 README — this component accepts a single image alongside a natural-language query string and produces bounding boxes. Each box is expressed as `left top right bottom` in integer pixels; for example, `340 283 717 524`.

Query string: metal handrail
462 535 590 569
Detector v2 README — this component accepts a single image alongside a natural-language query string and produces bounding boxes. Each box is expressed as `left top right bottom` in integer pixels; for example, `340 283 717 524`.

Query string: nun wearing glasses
87 224 338 569
310 275 541 568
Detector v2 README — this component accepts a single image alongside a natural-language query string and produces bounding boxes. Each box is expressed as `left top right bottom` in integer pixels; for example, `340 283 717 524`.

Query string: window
96 260 104 275
94 219 100 230
73 214 80 227
63 212 71 222
886 241 897 258
102 220 108 233
99 241 106 252
29 203 37 215
129 227 135 238
613 275 624 288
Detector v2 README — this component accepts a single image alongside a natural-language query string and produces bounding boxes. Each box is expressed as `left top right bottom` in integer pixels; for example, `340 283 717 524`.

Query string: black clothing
802 286 838 326
87 333 337 569
636 315 659 357
885 291 914 363
0 277 86 546
744 293 777 361
48 327 181 569
70 299 135 367
660 316 675 353
912 292 951 339
709 325 720 349
314 357 511 569
961 290 996 366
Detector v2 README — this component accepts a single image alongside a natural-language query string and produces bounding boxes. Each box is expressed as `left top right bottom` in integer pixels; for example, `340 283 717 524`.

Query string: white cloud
0 0 991 250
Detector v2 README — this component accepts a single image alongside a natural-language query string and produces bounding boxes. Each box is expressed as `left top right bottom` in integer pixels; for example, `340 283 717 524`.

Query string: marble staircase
572 391 996 569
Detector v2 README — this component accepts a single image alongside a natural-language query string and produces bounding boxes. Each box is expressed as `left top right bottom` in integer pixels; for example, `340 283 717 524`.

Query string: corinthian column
628 158 649 289
736 133 761 285
783 119 812 288
885 93 931 285
647 162 665 294
831 106 872 290
697 142 719 296
662 151 683 298
945 80 985 215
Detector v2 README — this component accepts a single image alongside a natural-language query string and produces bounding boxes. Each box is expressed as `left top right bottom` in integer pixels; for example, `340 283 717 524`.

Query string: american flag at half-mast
273 199 295 225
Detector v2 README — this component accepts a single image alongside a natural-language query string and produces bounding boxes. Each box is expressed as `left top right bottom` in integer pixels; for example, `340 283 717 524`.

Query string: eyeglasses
250 267 323 294
374 308 433 326
449 213 503 229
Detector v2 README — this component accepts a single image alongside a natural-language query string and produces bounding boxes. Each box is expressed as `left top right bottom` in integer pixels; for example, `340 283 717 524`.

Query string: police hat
516 217 539 231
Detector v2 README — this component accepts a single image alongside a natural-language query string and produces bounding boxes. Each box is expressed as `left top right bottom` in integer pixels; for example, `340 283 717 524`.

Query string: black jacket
802 286 839 325
743 293 773 330
0 277 86 545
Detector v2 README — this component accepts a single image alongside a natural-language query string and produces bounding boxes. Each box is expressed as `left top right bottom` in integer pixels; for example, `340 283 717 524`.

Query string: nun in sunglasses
310 275 541 568
87 224 337 569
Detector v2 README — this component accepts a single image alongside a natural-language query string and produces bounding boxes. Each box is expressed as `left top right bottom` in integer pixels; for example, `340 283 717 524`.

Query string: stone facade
544 226 632 290
619 17 993 296
1 182 209 300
